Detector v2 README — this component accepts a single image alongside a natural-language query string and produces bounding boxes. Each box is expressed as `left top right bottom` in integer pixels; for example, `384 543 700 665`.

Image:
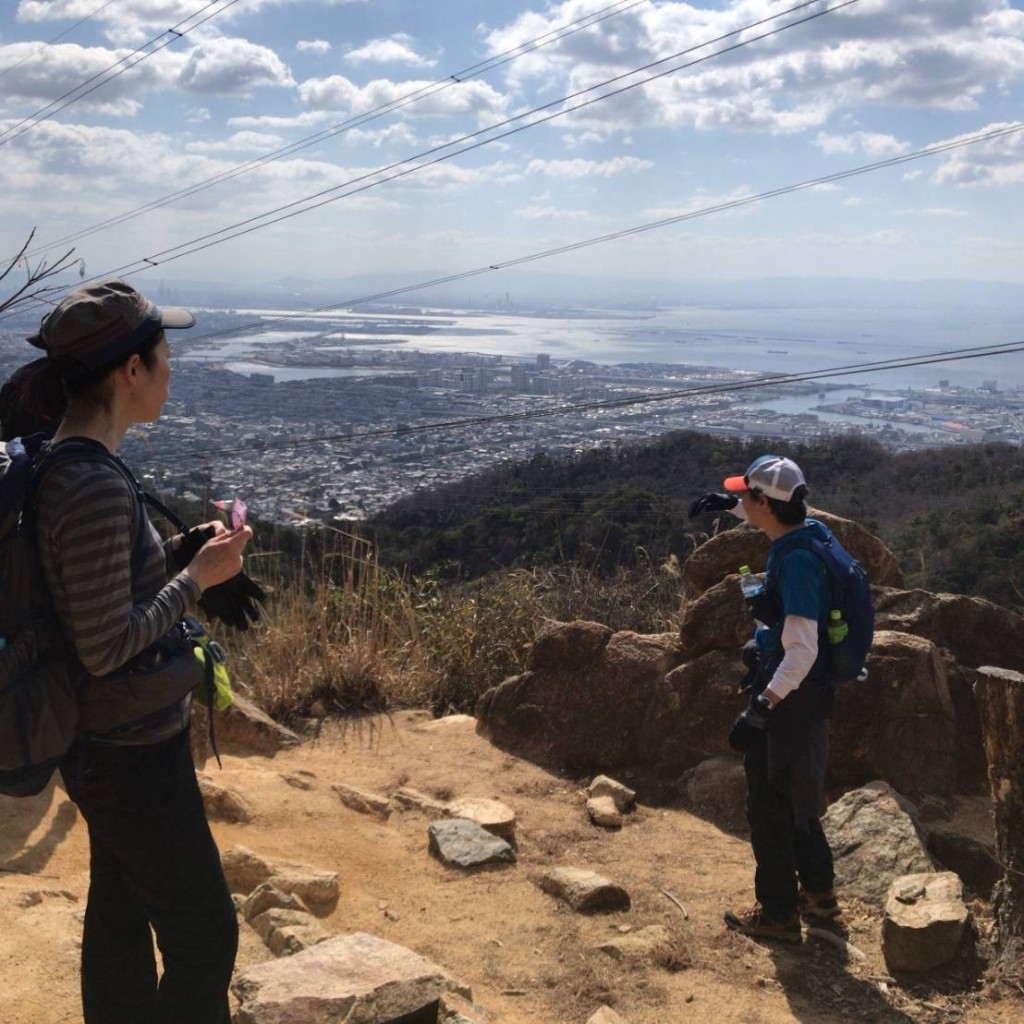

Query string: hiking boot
799 887 841 922
724 904 801 943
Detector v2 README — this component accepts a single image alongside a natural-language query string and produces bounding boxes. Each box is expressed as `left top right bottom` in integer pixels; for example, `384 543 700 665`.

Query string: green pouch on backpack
191 637 234 712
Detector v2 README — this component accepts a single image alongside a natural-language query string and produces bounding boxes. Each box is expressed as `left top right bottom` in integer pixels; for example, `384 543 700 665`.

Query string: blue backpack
771 520 874 684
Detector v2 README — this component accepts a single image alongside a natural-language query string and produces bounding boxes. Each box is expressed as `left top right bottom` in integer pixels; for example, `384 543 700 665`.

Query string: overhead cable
3 117 1019 333
0 0 244 148
23 0 649 258
86 0 862 280
0 0 120 80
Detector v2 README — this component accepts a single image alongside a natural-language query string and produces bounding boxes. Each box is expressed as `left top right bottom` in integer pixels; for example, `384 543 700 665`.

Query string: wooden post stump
974 665 1024 976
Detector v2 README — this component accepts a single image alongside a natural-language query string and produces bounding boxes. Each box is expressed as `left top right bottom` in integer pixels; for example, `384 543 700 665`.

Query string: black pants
61 728 237 1024
744 734 834 921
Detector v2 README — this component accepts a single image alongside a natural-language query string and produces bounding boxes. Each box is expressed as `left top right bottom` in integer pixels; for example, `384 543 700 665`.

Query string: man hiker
693 454 841 941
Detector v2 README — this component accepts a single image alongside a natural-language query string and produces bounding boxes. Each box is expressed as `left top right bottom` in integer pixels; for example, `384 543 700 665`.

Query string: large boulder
829 631 958 798
677 579 751 663
873 589 1024 675
528 620 613 670
639 650 744 776
682 510 903 598
822 782 933 906
476 625 681 768
677 755 748 833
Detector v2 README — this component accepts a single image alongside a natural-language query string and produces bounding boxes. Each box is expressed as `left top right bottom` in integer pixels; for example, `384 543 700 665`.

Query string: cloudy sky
2 0 1024 294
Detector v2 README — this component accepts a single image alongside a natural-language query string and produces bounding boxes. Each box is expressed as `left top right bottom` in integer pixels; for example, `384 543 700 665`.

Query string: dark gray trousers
744 730 835 920
62 728 237 1024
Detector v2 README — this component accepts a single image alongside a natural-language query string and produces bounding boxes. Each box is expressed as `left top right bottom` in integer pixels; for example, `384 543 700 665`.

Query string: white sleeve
765 615 819 701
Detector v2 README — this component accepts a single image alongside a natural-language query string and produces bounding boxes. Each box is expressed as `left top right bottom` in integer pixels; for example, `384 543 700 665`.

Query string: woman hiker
1 278 251 1023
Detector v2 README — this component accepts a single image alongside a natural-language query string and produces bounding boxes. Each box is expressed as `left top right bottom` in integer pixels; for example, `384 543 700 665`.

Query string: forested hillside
364 433 1024 608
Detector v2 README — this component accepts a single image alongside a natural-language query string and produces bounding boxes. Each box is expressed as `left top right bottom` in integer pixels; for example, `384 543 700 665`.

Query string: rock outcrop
829 631 957 798
681 509 904 598
873 590 1024 675
476 624 681 768
474 519 1024 802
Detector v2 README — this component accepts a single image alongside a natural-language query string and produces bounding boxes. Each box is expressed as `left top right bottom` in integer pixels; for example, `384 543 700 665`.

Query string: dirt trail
1 711 1020 1024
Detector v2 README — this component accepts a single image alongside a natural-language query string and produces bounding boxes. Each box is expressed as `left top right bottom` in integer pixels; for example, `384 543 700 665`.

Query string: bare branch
0 228 35 286
0 228 84 317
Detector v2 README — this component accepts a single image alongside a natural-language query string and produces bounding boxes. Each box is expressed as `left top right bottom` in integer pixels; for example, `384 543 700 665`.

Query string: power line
0 0 120 80
23 0 649 258
5 114 1020 334
137 338 1024 466
39 114 1001 345
4 114 1020 335
0 0 243 148
87 0 862 280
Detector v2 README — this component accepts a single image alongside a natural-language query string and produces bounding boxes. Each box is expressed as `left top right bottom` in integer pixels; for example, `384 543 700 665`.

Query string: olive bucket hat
28 278 194 375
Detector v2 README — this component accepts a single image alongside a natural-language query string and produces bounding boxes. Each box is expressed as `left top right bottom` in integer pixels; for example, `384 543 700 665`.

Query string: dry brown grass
227 531 683 723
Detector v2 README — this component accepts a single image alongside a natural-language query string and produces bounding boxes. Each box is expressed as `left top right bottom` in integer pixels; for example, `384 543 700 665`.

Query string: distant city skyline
2 1 1024 295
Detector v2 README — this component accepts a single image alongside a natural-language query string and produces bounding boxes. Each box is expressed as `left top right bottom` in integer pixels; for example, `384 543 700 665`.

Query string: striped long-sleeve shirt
34 441 201 743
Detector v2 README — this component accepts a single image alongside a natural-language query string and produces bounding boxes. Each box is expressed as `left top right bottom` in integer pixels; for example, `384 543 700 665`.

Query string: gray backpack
0 436 93 795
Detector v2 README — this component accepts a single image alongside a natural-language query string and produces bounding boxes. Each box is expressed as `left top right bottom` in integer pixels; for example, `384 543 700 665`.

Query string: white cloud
915 207 969 218
481 0 1024 137
185 107 211 124
958 233 1024 252
186 131 285 154
815 131 910 157
515 205 596 221
525 156 652 178
344 123 420 148
228 110 337 130
562 130 611 149
345 34 436 68
177 37 295 95
297 40 332 55
930 122 1024 187
798 228 908 249
297 75 507 119
0 42 160 115
642 187 759 221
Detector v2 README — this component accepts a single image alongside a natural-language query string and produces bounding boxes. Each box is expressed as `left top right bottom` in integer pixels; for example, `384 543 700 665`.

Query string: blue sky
2 0 1024 293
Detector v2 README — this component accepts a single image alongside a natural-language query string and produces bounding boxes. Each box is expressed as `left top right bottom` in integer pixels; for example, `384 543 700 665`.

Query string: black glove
737 639 760 694
728 694 771 752
688 492 739 519
171 525 216 570
199 572 266 632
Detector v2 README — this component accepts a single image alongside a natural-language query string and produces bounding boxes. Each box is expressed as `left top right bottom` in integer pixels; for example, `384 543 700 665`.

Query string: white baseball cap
723 454 806 501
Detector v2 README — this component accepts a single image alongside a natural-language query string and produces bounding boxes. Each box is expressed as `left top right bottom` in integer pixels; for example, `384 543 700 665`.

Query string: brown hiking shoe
799 887 841 921
724 904 801 943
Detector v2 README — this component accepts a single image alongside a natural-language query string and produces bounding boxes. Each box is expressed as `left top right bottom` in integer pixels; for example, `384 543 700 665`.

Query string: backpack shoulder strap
30 439 150 578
